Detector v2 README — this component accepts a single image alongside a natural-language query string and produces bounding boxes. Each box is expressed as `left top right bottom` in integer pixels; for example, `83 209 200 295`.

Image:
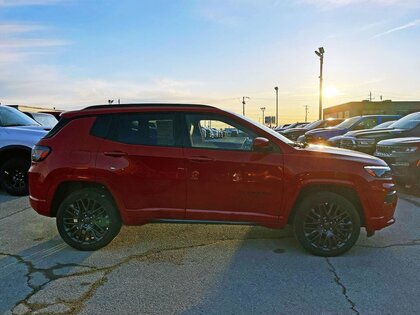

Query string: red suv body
29 104 397 256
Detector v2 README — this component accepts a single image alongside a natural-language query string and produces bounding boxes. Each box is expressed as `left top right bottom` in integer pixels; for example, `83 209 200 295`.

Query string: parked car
29 103 397 256
274 122 308 133
341 112 420 154
328 120 397 148
301 115 401 144
281 118 344 141
374 137 420 187
24 112 58 129
0 106 48 195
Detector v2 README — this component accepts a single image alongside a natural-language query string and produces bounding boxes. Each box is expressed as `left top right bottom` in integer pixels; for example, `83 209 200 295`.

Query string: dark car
281 118 344 141
302 115 401 144
29 103 397 256
329 120 397 148
24 112 58 129
274 122 308 133
375 137 420 187
344 112 420 154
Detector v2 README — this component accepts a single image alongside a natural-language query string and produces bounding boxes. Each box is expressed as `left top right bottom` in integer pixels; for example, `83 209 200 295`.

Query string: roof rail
83 103 214 110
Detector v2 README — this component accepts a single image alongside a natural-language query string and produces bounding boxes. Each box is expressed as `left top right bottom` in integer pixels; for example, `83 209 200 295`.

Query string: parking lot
0 190 418 315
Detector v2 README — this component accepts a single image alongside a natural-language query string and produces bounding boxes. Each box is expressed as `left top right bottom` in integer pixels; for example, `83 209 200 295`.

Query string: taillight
32 145 51 162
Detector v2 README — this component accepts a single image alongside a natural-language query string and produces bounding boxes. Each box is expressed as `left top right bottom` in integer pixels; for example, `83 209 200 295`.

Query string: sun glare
324 85 339 98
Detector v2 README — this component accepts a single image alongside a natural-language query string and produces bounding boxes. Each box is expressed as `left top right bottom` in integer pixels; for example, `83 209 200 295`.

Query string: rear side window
43 118 69 139
105 113 177 146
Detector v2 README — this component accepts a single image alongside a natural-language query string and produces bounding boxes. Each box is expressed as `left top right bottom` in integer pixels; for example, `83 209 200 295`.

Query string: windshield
32 113 58 128
334 116 361 129
0 106 40 127
230 111 294 144
390 112 420 130
373 120 396 129
303 120 321 130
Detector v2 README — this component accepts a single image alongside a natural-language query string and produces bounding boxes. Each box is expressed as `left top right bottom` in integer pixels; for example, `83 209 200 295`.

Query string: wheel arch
0 145 32 167
50 180 121 218
287 183 365 226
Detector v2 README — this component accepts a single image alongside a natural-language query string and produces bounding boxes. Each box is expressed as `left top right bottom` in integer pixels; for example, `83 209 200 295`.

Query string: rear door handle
188 156 214 163
104 151 127 157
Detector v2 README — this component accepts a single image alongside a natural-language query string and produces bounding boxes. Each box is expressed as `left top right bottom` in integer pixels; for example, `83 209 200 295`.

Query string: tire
293 192 361 257
56 188 122 251
0 157 30 196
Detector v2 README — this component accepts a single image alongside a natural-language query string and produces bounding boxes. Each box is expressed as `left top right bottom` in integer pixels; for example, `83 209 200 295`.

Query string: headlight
364 166 392 179
391 146 418 153
356 138 376 146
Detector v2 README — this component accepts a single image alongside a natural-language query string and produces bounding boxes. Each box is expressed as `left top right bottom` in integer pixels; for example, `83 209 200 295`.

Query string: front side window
185 114 257 151
353 117 377 130
107 113 177 146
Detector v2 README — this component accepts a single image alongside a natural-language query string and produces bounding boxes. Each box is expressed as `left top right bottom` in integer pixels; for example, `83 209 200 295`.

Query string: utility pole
242 96 250 116
315 47 325 120
304 105 309 122
260 107 266 125
274 86 279 127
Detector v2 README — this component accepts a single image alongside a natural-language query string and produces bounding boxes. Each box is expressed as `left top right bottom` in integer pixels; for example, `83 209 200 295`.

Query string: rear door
95 111 186 220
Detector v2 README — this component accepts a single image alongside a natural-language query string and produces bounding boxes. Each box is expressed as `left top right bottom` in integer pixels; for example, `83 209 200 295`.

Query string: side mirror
252 137 272 152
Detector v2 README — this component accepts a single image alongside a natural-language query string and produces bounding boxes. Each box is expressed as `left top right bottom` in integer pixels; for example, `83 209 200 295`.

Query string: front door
182 113 284 224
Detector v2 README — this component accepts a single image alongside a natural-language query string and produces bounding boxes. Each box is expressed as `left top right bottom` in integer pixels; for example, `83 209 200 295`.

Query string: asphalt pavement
0 190 419 315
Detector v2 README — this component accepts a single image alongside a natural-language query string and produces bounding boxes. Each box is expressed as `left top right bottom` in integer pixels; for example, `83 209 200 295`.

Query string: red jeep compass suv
29 104 397 256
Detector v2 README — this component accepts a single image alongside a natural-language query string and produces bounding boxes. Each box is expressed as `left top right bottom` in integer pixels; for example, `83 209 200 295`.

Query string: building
323 100 420 119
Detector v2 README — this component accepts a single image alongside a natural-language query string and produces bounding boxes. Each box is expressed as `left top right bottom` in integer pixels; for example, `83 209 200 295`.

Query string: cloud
371 19 420 39
296 0 420 8
0 23 46 34
0 0 65 6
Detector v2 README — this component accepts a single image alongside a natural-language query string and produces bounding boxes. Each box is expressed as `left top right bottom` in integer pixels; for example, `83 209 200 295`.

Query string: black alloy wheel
0 158 30 196
56 188 122 251
293 192 361 257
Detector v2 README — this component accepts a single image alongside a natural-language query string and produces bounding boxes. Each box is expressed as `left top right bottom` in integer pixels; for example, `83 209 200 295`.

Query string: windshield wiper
2 123 38 127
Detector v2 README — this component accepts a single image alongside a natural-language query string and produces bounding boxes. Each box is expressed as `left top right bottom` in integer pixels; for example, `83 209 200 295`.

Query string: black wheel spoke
62 197 111 245
303 201 354 252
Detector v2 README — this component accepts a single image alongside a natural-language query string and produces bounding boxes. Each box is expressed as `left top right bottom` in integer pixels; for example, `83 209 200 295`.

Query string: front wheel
293 192 361 257
56 188 122 251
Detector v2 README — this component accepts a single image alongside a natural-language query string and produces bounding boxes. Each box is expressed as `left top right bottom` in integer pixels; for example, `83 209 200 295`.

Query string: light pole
242 96 250 116
315 47 324 120
260 107 266 125
274 86 279 126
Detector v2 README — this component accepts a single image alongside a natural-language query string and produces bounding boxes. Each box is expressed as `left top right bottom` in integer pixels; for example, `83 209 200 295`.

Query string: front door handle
104 151 127 157
188 156 214 163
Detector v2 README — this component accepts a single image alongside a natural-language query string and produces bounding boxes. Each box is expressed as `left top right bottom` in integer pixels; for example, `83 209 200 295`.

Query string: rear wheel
56 188 122 251
293 192 361 257
0 157 30 196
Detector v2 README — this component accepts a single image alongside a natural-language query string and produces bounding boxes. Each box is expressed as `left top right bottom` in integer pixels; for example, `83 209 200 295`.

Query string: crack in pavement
325 258 359 315
2 235 293 314
356 239 420 249
0 206 31 221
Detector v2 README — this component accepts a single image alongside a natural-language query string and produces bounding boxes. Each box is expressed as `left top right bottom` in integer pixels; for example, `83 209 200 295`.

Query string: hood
343 127 394 137
303 144 385 165
353 128 405 139
10 125 50 132
3 126 48 146
305 127 347 139
377 137 420 146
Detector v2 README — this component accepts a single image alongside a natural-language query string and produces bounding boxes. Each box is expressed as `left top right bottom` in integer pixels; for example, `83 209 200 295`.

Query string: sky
0 0 419 123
